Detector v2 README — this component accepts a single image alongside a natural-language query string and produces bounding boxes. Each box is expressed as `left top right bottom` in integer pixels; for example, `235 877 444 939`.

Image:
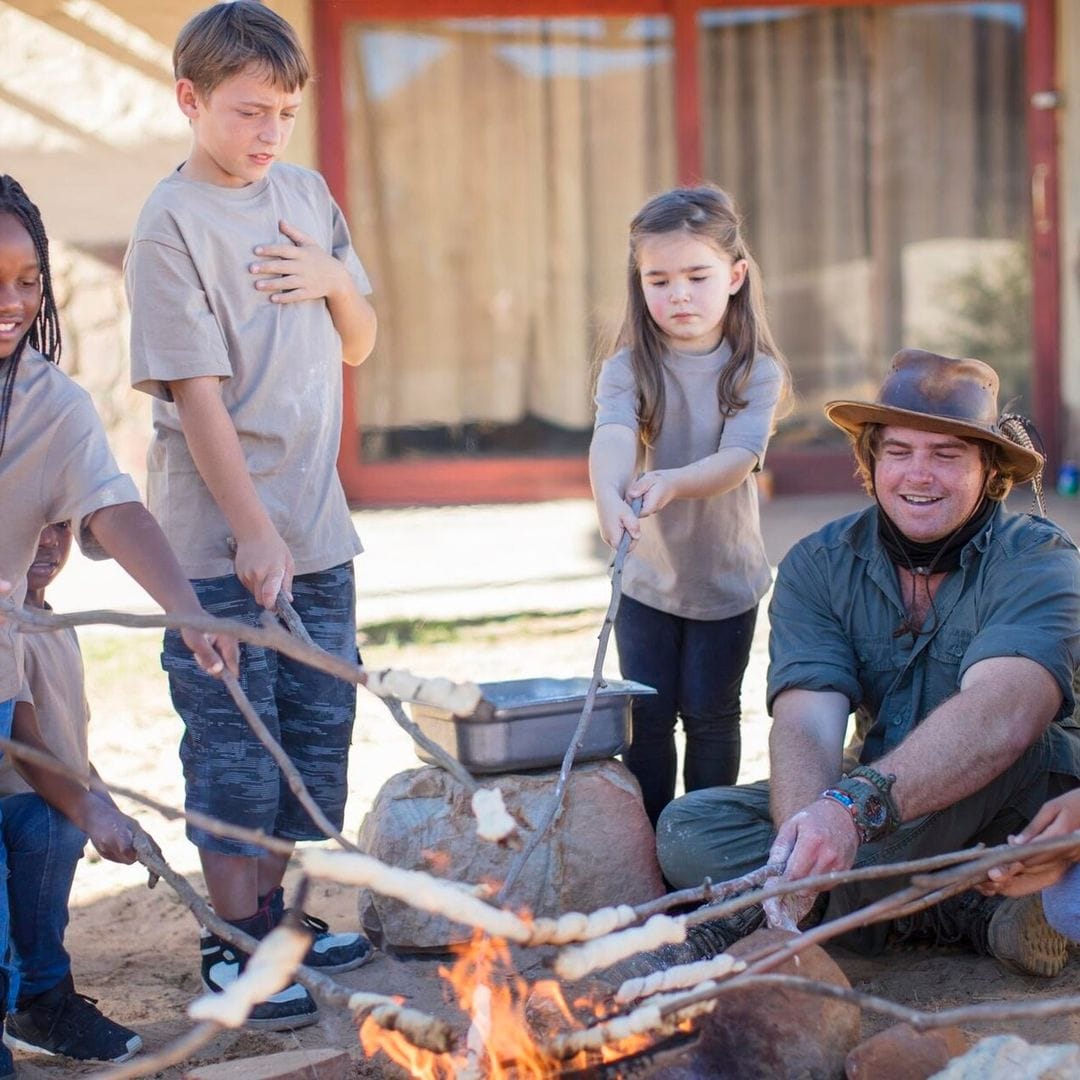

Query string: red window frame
314 0 1059 505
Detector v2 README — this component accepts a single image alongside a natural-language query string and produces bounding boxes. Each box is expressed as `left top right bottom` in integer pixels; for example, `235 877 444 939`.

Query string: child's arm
85 501 238 674
589 424 641 549
167 376 294 611
11 701 137 864
627 446 759 517
980 788 1080 896
251 220 377 367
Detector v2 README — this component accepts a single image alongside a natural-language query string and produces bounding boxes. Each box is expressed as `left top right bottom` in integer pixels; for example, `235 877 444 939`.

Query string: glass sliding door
699 3 1030 453
341 15 676 463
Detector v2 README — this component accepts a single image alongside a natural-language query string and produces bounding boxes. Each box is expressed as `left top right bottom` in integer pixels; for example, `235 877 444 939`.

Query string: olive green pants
655 731 1074 954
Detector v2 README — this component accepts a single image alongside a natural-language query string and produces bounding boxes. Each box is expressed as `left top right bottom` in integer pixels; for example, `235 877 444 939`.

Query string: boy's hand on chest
249 217 344 306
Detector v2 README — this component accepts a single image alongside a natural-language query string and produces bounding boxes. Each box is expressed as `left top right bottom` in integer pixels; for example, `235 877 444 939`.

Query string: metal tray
408 677 656 774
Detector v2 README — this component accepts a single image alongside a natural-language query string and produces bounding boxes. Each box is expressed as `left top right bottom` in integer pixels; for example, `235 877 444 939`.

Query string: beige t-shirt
594 342 783 620
0 617 88 797
125 163 371 579
0 348 140 699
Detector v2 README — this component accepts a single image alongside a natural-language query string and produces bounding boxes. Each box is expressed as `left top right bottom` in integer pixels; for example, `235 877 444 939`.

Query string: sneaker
3 974 142 1063
261 887 373 974
294 911 374 973
892 890 1069 977
601 902 765 985
200 930 319 1030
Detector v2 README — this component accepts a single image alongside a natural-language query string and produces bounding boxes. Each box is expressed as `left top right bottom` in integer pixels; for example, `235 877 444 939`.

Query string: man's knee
656 782 774 889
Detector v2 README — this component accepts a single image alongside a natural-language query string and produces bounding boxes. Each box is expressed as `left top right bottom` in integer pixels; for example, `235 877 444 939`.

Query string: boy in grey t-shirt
124 2 377 1030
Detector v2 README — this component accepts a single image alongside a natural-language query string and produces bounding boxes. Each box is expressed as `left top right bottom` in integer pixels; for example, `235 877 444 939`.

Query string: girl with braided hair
0 177 237 1067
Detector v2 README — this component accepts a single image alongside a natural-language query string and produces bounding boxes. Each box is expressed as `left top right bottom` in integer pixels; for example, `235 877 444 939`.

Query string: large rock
846 1023 969 1079
357 761 664 951
930 1035 1080 1079
653 928 862 1080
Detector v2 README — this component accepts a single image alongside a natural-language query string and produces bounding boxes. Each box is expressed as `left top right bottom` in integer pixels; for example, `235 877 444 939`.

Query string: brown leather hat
825 349 1043 483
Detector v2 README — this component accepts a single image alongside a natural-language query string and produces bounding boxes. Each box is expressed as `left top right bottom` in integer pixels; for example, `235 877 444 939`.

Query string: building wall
2 0 315 481
1060 0 1080 465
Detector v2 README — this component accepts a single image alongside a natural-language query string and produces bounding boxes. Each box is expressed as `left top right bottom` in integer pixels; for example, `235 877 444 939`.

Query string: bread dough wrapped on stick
615 953 743 1003
364 669 483 717
555 914 686 981
188 924 309 1028
304 850 533 942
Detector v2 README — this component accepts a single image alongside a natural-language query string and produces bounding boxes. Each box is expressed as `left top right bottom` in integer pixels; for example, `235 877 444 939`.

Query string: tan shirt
125 163 370 579
0 617 88 796
594 342 783 620
0 348 140 700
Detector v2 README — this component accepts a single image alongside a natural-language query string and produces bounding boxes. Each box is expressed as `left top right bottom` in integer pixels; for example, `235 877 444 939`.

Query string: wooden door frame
315 0 1060 505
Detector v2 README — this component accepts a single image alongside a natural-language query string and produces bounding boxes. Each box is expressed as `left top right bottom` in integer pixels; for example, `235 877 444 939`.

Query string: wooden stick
496 497 642 902
658 973 1080 1031
378 692 480 793
133 834 456 1054
0 735 295 856
86 1021 221 1080
0 596 487 717
219 669 358 851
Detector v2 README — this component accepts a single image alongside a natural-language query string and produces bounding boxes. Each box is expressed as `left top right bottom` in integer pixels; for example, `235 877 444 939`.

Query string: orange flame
358 931 658 1077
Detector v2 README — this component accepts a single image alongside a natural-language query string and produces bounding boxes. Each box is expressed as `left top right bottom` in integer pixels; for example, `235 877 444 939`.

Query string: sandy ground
13 493 1080 1076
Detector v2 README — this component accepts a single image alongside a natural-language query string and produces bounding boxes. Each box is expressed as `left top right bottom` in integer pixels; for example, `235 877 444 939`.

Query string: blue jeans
1 793 86 1004
614 596 757 826
162 563 359 856
0 697 14 1012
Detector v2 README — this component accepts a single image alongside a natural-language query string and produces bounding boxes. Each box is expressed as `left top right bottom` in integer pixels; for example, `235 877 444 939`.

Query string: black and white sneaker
200 930 319 1030
261 887 374 974
3 974 142 1063
295 911 374 973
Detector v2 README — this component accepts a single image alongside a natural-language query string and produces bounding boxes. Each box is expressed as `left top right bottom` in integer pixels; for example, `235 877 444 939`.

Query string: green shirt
768 503 1080 778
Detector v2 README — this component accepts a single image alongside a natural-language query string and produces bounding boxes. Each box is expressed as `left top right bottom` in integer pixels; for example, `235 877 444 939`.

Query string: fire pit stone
357 760 664 952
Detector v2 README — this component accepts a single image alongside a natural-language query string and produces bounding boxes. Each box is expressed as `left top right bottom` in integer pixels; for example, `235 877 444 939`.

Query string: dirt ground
13 601 1080 1078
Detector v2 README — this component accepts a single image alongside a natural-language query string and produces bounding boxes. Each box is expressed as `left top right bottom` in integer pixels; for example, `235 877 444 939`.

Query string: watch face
863 793 888 828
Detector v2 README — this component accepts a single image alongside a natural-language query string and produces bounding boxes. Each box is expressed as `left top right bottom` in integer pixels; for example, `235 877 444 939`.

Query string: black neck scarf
876 495 996 576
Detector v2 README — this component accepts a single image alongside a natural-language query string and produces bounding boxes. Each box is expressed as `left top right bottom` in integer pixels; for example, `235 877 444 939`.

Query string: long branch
658 972 1080 1030
133 834 456 1054
496 497 641 902
0 596 488 718
88 1022 221 1080
0 735 295 855
220 669 357 851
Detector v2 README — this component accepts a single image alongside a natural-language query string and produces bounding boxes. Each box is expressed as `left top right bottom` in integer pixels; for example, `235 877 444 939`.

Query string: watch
820 777 894 844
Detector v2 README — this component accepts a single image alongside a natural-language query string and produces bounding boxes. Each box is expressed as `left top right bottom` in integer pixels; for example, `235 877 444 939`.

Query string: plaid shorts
163 562 358 856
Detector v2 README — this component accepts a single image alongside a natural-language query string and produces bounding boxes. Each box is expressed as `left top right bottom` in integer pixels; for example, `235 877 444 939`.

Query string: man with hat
646 349 1080 976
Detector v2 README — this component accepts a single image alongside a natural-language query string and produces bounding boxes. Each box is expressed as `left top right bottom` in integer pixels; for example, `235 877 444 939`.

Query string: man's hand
234 527 295 610
627 470 679 517
765 798 859 929
771 797 860 880
980 790 1080 897
251 220 351 305
82 799 137 864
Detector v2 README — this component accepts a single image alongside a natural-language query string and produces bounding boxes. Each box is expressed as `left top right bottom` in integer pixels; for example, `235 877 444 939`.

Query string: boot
892 890 1068 977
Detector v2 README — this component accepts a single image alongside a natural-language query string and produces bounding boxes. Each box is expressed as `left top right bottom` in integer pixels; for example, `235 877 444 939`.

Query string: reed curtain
342 17 675 457
341 5 1028 458
700 3 1029 448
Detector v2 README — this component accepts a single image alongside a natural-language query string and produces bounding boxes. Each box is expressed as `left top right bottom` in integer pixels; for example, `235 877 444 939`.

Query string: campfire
359 930 693 1078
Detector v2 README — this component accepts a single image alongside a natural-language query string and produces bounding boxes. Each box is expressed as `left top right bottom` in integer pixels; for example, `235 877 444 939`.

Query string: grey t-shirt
0 348 140 699
2 619 88 797
125 163 371 579
594 342 783 620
